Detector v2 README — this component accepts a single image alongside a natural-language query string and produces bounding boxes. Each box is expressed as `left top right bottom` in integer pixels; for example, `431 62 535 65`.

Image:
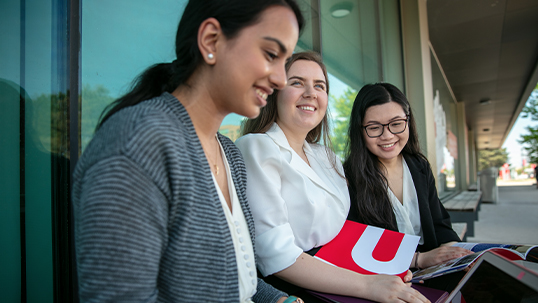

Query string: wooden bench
442 191 482 237
467 183 478 191
451 222 468 242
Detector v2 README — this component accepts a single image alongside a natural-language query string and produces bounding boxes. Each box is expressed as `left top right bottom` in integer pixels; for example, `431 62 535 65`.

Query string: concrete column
467 129 478 185
400 0 437 175
456 102 470 189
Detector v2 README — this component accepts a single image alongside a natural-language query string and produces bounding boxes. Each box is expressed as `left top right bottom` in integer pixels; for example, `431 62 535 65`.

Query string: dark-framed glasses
363 117 409 138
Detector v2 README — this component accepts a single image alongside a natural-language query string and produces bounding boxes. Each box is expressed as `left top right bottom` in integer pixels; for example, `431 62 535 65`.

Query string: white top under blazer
235 123 350 276
388 157 424 245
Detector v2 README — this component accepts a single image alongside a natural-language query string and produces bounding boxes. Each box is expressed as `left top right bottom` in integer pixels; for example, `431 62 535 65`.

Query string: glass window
0 2 23 301
1 0 72 301
431 51 459 196
81 0 186 150
321 0 403 89
321 0 404 158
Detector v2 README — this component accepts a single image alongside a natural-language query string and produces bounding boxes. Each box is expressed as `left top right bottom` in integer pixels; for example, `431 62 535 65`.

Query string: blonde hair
241 51 342 177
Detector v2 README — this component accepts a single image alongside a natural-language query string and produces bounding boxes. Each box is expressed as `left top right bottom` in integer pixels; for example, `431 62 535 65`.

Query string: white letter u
351 225 418 275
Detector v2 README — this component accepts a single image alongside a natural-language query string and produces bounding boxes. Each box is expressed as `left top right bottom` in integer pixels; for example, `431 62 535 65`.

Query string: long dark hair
343 83 424 231
97 0 304 130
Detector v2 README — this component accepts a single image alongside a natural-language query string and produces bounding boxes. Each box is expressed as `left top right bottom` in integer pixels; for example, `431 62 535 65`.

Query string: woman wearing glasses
343 83 471 272
237 56 429 303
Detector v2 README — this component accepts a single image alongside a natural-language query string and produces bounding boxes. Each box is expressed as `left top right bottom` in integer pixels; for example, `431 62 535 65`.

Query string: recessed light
330 2 353 18
479 98 491 105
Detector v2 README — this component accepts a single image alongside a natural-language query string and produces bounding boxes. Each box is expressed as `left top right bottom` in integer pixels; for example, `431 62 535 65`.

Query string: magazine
411 242 538 282
314 220 420 280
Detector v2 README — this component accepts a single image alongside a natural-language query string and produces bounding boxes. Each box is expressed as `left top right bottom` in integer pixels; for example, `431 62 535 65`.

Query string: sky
502 97 538 167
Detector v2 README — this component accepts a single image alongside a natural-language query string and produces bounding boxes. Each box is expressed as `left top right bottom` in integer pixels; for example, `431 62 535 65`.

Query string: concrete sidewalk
466 178 538 245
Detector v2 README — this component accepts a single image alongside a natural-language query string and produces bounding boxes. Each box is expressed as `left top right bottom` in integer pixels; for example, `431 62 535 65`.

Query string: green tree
29 84 115 156
80 84 115 150
478 148 509 171
330 87 357 158
518 84 538 164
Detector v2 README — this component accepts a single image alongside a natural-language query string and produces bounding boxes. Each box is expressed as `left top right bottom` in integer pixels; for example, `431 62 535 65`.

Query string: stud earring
208 53 214 59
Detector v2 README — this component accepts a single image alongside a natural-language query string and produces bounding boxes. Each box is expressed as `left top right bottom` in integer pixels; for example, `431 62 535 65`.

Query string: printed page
314 220 420 280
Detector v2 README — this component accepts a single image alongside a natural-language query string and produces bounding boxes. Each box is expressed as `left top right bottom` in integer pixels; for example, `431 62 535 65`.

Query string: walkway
466 178 538 245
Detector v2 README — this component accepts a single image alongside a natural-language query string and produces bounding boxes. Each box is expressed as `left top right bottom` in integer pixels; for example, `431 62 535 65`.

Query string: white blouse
235 123 350 276
388 157 424 245
212 138 256 303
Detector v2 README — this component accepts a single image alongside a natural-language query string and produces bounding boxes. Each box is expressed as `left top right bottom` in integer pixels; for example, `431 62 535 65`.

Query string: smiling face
210 5 299 119
363 101 409 164
275 59 328 138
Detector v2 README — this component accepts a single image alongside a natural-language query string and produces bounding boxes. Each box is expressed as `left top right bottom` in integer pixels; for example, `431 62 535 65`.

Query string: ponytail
96 0 304 130
97 63 176 129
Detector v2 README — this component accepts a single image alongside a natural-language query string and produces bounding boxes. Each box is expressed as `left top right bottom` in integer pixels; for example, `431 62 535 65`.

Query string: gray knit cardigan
72 92 286 302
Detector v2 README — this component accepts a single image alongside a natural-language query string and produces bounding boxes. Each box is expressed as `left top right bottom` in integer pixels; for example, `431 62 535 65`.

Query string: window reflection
1 0 73 300
320 0 404 90
321 0 404 158
328 74 357 159
80 0 187 150
431 51 458 195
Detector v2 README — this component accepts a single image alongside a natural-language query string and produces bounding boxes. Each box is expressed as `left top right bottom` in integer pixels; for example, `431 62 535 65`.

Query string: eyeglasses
363 117 409 138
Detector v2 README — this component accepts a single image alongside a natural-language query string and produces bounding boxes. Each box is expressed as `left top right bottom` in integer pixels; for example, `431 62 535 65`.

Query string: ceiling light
479 98 491 105
330 2 353 18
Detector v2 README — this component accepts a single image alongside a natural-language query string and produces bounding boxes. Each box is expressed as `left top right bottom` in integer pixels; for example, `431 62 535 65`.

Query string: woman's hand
275 253 430 302
276 296 304 303
417 246 472 269
403 270 413 283
360 274 430 303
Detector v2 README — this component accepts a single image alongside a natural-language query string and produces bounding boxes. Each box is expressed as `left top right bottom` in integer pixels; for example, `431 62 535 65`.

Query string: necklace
213 136 220 175
206 136 219 176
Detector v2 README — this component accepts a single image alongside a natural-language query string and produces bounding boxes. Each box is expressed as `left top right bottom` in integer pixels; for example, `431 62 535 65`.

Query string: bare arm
274 253 430 303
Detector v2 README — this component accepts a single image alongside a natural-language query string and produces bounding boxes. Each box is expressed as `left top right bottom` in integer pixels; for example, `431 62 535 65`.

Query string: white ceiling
428 0 538 149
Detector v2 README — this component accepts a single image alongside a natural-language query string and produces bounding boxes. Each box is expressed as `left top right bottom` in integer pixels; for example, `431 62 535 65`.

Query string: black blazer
403 153 460 252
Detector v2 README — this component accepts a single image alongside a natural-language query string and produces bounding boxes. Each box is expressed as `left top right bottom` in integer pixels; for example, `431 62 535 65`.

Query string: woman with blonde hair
236 52 428 303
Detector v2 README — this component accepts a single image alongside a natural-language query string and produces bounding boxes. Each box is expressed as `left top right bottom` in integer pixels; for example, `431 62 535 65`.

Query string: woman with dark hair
72 1 305 302
237 53 428 303
343 83 471 273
